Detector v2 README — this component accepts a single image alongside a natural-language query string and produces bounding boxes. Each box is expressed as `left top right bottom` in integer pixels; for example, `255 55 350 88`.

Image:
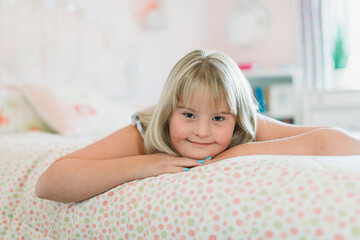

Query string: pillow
22 85 82 135
22 84 136 137
0 86 52 134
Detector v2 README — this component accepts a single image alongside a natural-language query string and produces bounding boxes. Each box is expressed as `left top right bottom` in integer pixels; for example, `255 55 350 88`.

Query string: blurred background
1 0 360 132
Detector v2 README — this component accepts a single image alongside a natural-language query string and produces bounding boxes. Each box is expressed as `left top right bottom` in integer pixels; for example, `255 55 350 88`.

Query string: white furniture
243 69 302 124
303 90 360 131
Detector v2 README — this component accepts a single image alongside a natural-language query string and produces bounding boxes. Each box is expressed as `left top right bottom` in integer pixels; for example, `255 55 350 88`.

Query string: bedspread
1 133 360 240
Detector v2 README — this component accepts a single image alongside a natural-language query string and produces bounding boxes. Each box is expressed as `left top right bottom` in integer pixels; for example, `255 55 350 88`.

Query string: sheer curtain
297 0 350 91
298 0 326 90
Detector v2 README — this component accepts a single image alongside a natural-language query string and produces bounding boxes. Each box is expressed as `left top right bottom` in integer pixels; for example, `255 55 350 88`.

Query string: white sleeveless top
131 113 145 138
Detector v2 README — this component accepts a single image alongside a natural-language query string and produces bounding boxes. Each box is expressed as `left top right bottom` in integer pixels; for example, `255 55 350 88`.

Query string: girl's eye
213 116 224 122
184 112 195 119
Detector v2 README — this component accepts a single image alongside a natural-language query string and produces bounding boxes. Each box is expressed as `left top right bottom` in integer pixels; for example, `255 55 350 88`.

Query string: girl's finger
173 158 204 167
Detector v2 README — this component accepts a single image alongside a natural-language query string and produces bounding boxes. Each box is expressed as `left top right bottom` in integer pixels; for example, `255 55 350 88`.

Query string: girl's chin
181 152 216 160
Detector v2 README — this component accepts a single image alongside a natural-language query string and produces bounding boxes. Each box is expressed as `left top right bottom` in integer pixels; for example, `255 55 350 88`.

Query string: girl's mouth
187 140 213 146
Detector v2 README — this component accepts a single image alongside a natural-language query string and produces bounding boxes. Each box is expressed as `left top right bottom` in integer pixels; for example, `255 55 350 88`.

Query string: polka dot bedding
1 133 360 240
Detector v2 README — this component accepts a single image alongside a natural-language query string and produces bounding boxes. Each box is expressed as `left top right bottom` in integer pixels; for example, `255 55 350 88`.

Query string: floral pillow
0 86 51 134
22 85 136 137
1 84 136 137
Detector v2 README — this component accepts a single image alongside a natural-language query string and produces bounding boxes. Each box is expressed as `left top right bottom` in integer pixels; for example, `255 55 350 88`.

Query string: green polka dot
339 211 347 218
217 193 224 199
274 221 282 229
301 192 309 199
259 171 267 176
242 206 249 213
120 196 125 202
151 213 156 220
99 208 105 214
82 206 87 211
84 218 90 224
327 206 335 212
251 227 259 235
264 205 272 212
64 217 70 222
161 231 167 238
310 218 318 225
275 191 282 197
184 197 190 204
188 218 195 226
259 189 268 196
352 226 360 236
217 177 223 183
136 226 144 233
345 182 355 189
200 174 207 180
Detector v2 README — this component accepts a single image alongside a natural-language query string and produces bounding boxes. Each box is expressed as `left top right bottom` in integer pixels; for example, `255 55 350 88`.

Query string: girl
36 49 360 203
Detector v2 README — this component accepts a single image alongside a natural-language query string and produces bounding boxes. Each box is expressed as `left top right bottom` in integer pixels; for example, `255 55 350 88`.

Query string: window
332 0 360 90
346 0 360 89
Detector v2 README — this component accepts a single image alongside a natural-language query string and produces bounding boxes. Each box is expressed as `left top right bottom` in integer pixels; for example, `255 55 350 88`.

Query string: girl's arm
255 114 327 141
215 114 360 160
35 125 202 203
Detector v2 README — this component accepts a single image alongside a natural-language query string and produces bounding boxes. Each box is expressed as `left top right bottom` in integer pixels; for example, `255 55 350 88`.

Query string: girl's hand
145 153 205 176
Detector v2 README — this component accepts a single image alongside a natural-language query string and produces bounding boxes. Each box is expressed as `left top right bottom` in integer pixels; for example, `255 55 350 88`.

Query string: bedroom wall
0 0 298 106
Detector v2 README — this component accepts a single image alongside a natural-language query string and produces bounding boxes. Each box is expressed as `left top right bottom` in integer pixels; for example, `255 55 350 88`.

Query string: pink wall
204 0 299 68
0 0 300 105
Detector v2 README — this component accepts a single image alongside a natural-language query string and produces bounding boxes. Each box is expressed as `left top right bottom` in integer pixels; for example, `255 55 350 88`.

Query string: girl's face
169 92 236 159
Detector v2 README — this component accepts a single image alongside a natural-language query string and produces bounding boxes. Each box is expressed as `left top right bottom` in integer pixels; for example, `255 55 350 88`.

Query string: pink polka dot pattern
1 133 360 239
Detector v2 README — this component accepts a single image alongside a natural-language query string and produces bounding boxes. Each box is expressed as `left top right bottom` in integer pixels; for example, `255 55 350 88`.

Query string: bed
1 85 360 239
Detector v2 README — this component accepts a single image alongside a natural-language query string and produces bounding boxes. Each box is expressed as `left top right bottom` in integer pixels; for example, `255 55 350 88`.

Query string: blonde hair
139 49 258 156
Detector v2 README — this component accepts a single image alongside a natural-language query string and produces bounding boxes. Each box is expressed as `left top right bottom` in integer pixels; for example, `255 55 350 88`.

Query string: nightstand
303 90 360 131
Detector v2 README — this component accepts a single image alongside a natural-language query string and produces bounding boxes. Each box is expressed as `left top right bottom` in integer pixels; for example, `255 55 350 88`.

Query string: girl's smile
169 92 236 159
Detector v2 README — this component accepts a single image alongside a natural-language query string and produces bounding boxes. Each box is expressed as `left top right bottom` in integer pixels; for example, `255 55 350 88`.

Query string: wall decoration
227 0 269 47
128 0 169 31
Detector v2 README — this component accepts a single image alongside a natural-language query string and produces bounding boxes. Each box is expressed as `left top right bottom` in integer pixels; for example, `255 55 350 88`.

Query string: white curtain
0 0 138 98
297 0 347 90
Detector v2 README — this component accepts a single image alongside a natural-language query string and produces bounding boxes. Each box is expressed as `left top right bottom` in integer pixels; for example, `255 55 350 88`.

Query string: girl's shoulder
132 105 156 138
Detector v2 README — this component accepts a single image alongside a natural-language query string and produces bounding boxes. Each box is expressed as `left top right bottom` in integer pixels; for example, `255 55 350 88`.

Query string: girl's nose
194 121 210 137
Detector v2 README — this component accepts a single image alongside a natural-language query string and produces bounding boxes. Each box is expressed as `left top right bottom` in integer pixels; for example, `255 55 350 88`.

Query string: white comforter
1 132 360 239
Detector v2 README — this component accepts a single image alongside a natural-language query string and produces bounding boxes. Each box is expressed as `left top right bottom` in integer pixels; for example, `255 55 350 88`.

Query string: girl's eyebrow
177 106 232 115
178 106 196 112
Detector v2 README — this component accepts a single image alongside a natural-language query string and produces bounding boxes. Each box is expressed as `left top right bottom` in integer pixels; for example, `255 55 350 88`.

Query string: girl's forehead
177 88 230 113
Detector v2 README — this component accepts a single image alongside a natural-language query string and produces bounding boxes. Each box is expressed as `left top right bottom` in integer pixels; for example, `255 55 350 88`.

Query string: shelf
242 68 302 124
